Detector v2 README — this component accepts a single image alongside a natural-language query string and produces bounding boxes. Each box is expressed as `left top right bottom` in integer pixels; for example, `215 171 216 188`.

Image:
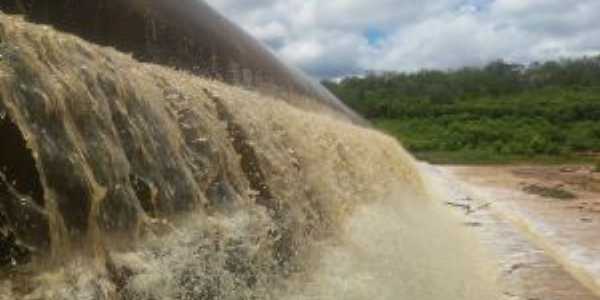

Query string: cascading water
0 0 363 124
0 2 501 299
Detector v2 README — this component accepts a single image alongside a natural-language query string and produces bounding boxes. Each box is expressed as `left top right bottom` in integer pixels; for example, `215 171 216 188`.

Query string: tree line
323 57 600 163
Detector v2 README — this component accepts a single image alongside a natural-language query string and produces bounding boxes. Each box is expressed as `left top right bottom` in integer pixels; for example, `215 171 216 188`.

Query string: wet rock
522 184 577 200
463 222 483 227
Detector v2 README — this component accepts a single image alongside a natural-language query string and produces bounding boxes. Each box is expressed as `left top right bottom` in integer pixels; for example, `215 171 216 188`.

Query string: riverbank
424 163 600 299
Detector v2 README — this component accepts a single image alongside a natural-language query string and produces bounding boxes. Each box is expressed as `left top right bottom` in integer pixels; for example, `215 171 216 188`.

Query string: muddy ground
448 164 600 221
440 164 600 299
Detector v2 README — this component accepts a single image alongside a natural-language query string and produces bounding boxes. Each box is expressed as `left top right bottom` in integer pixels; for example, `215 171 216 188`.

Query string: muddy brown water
0 4 501 299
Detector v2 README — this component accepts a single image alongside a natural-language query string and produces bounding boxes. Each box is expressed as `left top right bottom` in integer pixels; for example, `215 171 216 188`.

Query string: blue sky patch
365 28 385 45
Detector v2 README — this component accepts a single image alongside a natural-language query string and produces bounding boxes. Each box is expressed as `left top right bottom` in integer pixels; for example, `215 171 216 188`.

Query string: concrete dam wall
0 0 363 123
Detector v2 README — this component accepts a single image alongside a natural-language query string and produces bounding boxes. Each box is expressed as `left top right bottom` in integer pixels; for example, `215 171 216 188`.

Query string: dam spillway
0 2 505 299
0 0 363 124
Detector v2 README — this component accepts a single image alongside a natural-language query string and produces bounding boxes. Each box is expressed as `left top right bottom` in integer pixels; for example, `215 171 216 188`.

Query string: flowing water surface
0 8 499 300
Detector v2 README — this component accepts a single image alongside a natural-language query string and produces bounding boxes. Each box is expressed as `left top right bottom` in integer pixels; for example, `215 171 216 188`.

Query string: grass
411 151 597 165
522 184 577 200
374 118 600 165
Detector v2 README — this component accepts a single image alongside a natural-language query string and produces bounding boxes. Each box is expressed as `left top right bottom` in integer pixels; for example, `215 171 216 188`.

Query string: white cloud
206 0 600 78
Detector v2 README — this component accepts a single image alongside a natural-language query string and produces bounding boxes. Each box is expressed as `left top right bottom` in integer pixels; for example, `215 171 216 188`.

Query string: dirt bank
436 164 600 299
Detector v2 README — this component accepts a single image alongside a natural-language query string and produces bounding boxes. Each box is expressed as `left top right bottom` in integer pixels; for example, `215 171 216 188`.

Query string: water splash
0 15 437 299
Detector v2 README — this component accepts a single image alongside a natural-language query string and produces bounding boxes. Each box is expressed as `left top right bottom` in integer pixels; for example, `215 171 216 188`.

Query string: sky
206 0 600 78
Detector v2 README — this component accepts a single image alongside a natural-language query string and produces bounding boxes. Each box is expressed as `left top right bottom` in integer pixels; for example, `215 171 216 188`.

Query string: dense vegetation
323 57 600 164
